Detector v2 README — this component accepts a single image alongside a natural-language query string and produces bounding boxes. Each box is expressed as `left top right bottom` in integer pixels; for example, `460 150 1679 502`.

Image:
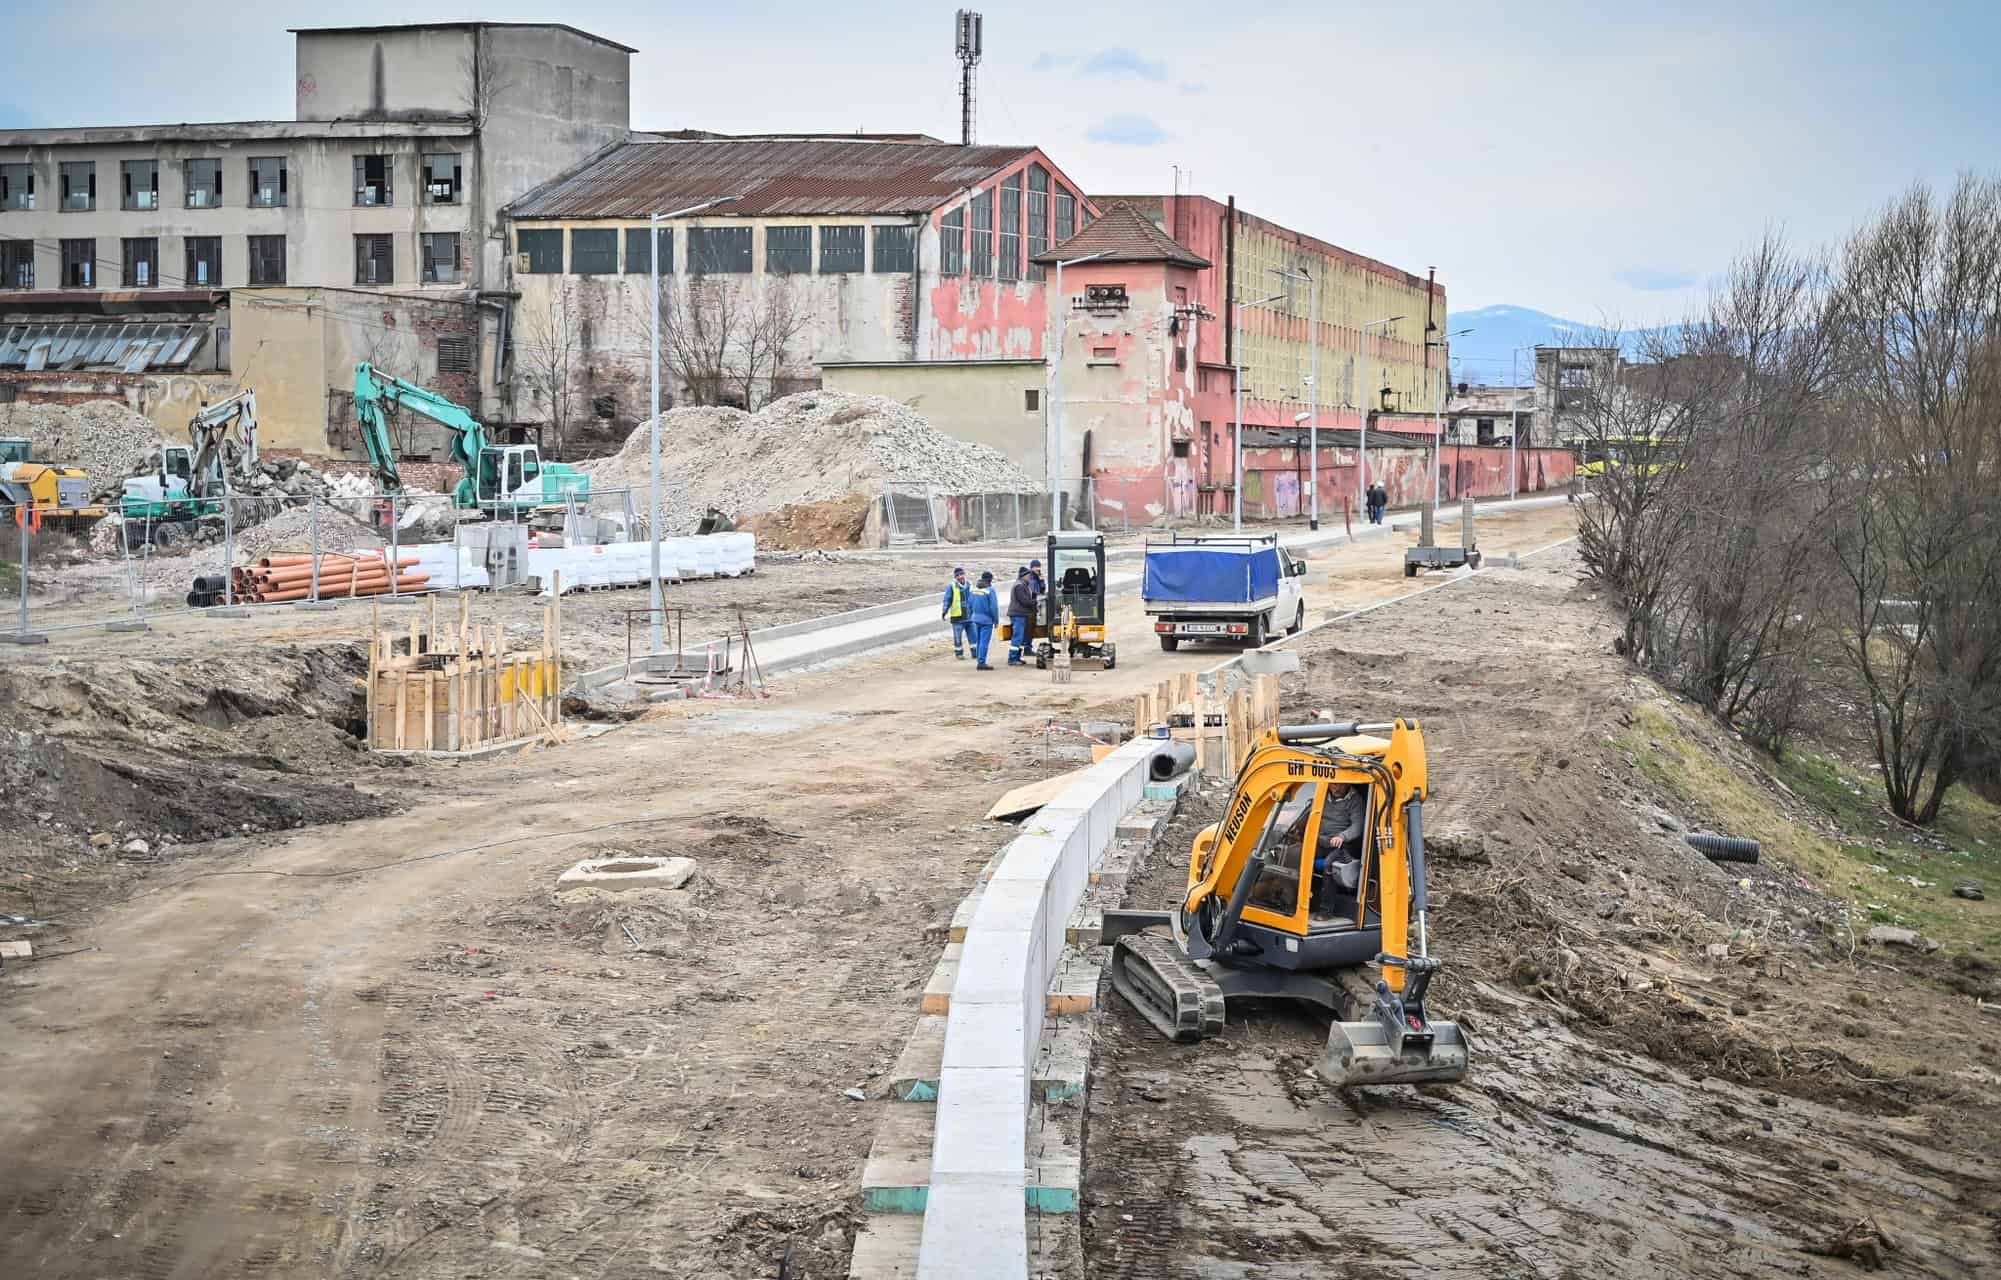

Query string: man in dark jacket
1006 567 1038 666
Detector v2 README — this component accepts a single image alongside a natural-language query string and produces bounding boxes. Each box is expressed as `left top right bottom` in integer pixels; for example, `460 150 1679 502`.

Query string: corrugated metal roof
0 323 210 371
507 139 1040 219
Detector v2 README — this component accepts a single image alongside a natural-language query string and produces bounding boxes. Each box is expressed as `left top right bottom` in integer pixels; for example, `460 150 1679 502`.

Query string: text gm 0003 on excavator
1108 718 1470 1086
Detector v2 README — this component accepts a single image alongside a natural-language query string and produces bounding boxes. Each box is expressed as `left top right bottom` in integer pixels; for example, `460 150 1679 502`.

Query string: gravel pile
0 401 164 491
581 392 1039 534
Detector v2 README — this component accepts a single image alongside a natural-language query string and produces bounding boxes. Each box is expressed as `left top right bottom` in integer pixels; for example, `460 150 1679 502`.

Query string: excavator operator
1314 782 1368 901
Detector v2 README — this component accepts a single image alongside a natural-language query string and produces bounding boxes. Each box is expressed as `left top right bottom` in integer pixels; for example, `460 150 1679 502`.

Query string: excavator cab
1111 719 1469 1087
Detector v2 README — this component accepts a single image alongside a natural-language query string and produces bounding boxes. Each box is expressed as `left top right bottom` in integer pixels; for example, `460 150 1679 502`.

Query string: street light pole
1232 290 1288 531
1271 266 1318 529
1048 249 1109 533
649 194 737 655
1355 314 1403 525
1508 342 1535 500
1428 325 1474 519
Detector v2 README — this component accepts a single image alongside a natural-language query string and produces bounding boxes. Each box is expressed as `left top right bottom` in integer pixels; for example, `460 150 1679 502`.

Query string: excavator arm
184 388 258 495
354 362 493 497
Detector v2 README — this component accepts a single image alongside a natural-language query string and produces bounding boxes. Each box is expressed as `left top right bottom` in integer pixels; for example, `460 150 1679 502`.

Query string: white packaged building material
527 532 756 596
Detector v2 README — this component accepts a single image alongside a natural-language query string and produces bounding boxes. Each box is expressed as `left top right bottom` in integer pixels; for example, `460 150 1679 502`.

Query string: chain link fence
878 480 1142 545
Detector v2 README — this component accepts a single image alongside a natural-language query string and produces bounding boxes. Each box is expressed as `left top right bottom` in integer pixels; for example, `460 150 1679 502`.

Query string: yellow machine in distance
1109 717 1470 1087
0 439 106 530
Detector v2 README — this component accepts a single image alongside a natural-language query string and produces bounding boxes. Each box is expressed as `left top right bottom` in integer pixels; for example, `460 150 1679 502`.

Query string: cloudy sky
3 1 1993 324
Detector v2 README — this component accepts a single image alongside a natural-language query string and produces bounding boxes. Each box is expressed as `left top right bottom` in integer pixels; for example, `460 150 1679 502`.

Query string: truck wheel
1289 603 1305 635
1159 635 1180 653
1404 561 1418 578
1246 615 1265 648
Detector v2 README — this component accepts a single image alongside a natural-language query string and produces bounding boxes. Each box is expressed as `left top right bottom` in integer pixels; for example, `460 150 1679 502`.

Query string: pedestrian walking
1369 483 1388 525
940 566 973 659
967 570 1000 669
1006 566 1037 666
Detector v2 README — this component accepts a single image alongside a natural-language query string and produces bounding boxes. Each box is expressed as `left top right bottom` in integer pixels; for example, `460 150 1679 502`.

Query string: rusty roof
1032 202 1210 268
507 138 1040 219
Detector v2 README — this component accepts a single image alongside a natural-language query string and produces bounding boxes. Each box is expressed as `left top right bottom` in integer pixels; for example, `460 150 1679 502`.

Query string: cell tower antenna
955 10 984 146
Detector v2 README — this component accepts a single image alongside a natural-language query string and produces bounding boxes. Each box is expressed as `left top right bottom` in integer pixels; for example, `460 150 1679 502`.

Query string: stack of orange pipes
230 550 430 603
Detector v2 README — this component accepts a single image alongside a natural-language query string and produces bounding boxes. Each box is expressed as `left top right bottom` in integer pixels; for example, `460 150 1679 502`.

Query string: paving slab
861 1100 937 1214
847 1211 923 1280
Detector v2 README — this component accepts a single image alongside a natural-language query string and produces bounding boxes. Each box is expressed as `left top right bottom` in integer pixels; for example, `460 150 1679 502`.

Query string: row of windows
0 153 463 213
514 223 919 277
939 163 1081 283
0 231 461 289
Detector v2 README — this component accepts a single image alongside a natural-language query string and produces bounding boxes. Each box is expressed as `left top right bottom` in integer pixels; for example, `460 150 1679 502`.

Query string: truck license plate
1181 623 1225 634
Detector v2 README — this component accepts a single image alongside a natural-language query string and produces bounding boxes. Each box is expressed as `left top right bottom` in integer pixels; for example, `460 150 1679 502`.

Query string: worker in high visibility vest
940 566 973 659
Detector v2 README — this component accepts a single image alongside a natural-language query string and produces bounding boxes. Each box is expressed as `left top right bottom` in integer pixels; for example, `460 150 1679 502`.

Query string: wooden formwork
1131 672 1281 775
365 583 564 754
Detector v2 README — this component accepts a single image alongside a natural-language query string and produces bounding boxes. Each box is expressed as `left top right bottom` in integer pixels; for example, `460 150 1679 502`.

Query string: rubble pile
0 401 164 489
582 392 1038 535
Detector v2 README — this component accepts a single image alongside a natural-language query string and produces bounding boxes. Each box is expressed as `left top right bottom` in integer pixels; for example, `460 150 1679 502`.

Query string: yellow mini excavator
1109 718 1470 1086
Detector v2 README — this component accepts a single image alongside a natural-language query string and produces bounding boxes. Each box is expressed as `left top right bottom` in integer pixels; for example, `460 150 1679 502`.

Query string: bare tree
733 277 809 409
1823 176 2001 824
518 285 586 454
638 276 811 410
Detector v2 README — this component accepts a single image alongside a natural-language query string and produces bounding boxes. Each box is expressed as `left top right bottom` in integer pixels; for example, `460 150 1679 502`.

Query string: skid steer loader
1108 718 1469 1087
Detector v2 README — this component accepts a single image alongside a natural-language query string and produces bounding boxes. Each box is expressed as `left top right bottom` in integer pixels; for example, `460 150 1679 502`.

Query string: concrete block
1046 950 1101 1017
941 1002 1030 1072
947 883 987 942
953 930 1042 1009
920 943 963 1015
931 1067 1028 1178
1114 813 1159 843
0 940 31 959
1026 1098 1082 1214
1144 772 1191 802
887 1014 948 1101
1064 905 1102 947
1240 648 1302 675
987 831 1066 886
917 1179 1028 1279
1032 1016 1092 1102
556 854 695 892
849 1212 923 1280
1090 843 1137 888
861 1101 937 1214
967 879 1051 942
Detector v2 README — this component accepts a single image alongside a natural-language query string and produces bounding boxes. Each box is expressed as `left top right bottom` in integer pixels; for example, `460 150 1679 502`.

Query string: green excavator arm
354 362 491 498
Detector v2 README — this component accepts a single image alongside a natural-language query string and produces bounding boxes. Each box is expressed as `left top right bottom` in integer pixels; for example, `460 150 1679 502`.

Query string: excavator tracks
1109 932 1227 1043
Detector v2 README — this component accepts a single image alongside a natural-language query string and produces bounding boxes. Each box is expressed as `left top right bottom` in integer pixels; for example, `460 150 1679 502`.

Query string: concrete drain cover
558 855 696 891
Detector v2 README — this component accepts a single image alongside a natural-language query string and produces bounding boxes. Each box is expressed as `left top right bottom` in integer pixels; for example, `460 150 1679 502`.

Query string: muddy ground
1083 547 2001 1279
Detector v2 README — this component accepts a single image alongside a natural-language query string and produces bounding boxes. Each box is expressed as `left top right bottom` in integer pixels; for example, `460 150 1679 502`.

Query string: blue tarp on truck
1143 543 1281 606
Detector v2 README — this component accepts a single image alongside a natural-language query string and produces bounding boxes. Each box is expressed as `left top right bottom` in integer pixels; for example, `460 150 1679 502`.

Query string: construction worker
1006 566 1037 666
940 566 973 659
967 570 1000 670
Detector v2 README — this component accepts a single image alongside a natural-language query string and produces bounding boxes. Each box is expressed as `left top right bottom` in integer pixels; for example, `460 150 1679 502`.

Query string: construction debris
0 400 163 492
582 392 1038 535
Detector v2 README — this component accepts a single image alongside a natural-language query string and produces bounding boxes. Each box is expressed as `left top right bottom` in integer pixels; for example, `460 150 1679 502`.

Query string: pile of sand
582 392 1038 535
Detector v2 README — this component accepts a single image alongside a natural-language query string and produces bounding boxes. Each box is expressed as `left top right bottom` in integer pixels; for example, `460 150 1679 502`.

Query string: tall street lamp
1269 266 1319 528
650 194 737 654
1428 326 1474 516
1356 314 1403 524
1232 289 1288 531
1047 249 1110 532
1508 342 1537 500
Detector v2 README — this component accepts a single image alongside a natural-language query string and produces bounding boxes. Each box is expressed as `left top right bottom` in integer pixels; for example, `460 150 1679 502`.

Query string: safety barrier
915 734 1167 1278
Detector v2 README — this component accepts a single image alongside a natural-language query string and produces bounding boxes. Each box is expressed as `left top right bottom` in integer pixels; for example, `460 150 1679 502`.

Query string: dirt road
0 507 1580 1279
1083 548 2001 1279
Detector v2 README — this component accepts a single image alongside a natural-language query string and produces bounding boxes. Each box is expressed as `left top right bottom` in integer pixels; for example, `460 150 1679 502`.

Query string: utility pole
1356 314 1403 524
1428 325 1475 518
955 11 984 146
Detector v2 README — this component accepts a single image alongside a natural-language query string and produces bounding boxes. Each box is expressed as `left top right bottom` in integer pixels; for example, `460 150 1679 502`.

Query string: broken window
423 232 462 283
872 225 916 274
247 235 286 285
1 163 34 211
248 157 287 208
59 161 94 212
998 172 1021 283
1055 191 1075 247
437 337 473 375
766 226 811 274
184 158 222 209
688 226 752 274
969 188 993 278
624 227 673 274
122 159 158 211
354 155 392 206
423 153 462 205
185 236 222 287
819 225 863 274
0 241 32 289
516 228 562 273
1560 364 1594 388
569 229 616 275
1025 164 1049 282
121 238 158 287
940 206 965 276
60 238 93 287
354 233 394 285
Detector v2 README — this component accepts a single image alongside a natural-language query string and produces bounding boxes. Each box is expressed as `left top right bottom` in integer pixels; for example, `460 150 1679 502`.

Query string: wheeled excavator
1109 718 1470 1087
118 388 259 537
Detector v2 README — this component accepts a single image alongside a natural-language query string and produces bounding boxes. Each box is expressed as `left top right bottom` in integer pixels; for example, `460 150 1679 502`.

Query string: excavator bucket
1317 1017 1470 1087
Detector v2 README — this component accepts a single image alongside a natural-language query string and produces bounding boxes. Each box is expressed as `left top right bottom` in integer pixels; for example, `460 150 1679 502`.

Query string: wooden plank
421 672 434 751
1227 688 1248 773
985 766 1091 821
394 669 407 751
366 608 380 748
550 571 563 731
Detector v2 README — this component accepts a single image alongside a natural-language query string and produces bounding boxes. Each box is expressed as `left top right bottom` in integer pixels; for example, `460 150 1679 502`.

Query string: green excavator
353 363 589 523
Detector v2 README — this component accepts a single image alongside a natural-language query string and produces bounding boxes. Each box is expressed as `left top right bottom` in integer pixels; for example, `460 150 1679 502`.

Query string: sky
3 0 1994 337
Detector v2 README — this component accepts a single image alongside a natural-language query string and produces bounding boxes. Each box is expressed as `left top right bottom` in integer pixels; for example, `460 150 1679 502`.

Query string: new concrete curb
910 736 1167 1280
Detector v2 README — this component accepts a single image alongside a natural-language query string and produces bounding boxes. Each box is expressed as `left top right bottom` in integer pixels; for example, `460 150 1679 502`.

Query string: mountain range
1442 305 1609 386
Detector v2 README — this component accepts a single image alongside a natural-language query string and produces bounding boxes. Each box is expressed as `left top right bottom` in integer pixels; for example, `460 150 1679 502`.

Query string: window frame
818 224 864 274
0 239 34 289
687 225 752 275
183 158 223 210
969 188 993 278
940 205 965 276
515 228 564 274
247 235 286 286
184 235 223 288
624 227 673 275
59 161 95 212
248 156 288 208
569 227 618 275
872 225 916 274
1025 165 1050 282
121 159 159 212
0 162 34 211
423 153 462 205
422 232 462 284
353 154 393 207
354 233 394 286
997 172 1022 283
60 237 94 287
765 225 812 275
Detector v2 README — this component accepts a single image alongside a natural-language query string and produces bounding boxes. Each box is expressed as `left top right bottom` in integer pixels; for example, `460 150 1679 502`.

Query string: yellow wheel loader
1108 718 1470 1087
